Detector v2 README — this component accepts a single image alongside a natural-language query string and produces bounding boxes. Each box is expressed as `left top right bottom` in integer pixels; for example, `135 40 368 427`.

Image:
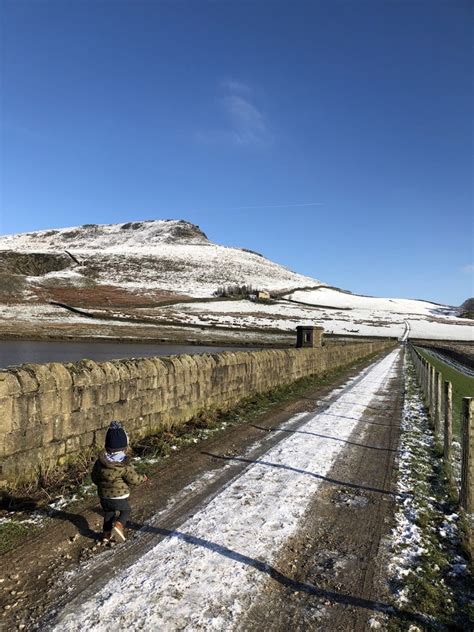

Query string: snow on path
52 350 401 631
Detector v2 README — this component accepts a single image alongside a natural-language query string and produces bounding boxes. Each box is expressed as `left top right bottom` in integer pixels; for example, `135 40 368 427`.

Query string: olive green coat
91 451 146 499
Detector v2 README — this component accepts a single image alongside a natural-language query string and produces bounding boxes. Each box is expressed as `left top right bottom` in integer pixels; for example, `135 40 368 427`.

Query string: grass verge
384 354 473 631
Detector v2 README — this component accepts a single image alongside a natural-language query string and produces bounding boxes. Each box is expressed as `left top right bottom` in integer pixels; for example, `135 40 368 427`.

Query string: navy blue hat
105 421 128 451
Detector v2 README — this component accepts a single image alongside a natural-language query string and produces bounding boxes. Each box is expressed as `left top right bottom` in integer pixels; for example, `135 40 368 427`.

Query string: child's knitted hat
105 421 128 451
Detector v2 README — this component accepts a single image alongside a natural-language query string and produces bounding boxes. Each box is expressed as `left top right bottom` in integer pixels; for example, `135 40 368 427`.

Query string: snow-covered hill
0 220 321 299
0 219 472 341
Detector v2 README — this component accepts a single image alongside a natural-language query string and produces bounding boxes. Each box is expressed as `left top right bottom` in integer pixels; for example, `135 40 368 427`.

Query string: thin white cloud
197 81 271 147
222 94 267 145
231 202 323 210
220 79 252 94
461 264 474 274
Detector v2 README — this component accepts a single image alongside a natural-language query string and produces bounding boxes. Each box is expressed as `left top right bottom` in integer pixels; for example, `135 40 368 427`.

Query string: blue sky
1 0 472 306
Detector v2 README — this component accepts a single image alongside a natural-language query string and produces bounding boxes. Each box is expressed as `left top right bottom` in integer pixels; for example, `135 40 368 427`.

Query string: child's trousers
100 497 131 531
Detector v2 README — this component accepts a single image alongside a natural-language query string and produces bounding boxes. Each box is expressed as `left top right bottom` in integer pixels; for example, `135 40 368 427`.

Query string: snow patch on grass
386 353 472 627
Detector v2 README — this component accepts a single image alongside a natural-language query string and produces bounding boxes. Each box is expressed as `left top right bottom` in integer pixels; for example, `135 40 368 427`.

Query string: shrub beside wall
0 341 394 485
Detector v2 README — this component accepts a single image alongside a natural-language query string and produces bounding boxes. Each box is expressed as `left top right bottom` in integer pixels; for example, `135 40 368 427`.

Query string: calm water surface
0 340 260 369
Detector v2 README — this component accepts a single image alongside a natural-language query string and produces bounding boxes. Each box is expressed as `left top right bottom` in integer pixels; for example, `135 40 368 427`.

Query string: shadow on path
249 424 397 452
201 452 404 498
122 521 431 628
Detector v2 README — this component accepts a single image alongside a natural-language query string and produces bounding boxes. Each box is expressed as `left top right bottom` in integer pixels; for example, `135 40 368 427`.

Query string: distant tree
213 284 255 299
459 297 474 319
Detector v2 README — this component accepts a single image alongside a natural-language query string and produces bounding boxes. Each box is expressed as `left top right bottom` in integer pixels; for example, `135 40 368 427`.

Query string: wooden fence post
460 397 474 513
434 371 442 437
429 365 436 422
444 381 452 463
426 361 431 405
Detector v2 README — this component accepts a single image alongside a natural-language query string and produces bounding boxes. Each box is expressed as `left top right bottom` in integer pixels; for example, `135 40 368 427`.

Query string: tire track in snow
50 350 400 631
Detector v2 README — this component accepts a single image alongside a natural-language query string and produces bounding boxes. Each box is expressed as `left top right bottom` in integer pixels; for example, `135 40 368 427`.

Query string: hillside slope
0 220 322 303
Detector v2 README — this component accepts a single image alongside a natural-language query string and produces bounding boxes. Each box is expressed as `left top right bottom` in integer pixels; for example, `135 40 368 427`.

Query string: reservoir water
0 340 260 369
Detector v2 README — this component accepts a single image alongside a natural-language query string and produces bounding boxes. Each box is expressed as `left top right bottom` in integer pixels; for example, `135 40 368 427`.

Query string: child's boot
101 530 112 544
112 521 126 542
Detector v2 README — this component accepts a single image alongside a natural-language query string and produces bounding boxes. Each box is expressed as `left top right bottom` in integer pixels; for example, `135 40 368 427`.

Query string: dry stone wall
0 341 394 485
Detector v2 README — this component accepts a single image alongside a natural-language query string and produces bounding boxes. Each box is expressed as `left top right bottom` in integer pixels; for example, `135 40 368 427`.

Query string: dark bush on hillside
214 284 255 299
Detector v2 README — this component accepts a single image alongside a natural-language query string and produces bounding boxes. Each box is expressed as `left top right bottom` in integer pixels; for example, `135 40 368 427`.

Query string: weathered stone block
66 435 82 454
0 397 14 435
0 372 21 398
138 358 159 378
141 397 162 416
101 361 121 383
79 431 96 449
11 367 39 393
59 392 74 415
37 391 62 418
68 362 94 388
46 362 73 390
94 384 116 406
78 360 106 386
79 388 97 410
11 393 38 430
21 364 57 393
125 398 141 420
122 359 143 380
5 427 42 454
120 380 139 401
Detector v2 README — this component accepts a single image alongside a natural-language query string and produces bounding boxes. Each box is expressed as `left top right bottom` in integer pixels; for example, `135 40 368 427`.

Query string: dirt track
240 351 404 631
0 349 406 631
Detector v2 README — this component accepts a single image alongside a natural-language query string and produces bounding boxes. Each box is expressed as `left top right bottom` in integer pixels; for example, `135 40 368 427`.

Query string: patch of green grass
0 520 42 555
416 347 474 438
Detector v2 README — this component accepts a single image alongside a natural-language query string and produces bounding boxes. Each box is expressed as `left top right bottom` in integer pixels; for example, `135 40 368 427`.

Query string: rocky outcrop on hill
0 219 210 251
0 251 72 276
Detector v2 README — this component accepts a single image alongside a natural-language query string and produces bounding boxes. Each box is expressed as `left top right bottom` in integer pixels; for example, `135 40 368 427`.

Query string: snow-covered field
50 350 400 631
145 298 404 337
286 287 453 316
144 295 473 341
282 288 473 340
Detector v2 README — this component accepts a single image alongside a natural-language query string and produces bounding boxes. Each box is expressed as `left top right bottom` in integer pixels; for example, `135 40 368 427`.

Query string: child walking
91 421 147 543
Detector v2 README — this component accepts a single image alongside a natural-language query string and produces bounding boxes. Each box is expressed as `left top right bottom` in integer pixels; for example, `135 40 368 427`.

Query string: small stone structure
296 326 324 348
0 340 394 485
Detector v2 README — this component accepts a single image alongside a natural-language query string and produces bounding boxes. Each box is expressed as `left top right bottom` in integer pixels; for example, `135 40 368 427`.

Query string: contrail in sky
231 202 324 210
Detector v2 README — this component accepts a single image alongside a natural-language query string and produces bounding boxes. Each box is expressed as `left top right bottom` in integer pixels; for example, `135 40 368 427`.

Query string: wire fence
408 344 474 515
416 347 473 441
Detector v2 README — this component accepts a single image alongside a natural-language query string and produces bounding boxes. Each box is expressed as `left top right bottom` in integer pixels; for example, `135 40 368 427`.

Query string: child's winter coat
91 451 146 499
